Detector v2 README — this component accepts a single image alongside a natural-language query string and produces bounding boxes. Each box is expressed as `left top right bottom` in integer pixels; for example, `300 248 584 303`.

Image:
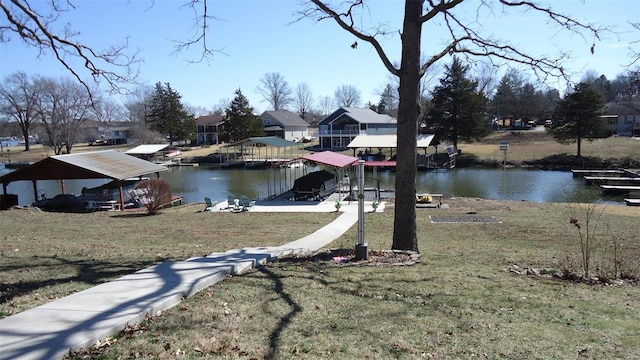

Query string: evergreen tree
425 57 490 148
223 89 264 142
146 82 196 144
550 83 607 157
377 83 398 114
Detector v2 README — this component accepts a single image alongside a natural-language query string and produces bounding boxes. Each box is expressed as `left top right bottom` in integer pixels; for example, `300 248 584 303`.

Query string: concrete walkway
0 202 378 360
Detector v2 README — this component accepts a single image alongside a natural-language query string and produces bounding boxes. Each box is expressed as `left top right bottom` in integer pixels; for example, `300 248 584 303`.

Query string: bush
132 179 172 215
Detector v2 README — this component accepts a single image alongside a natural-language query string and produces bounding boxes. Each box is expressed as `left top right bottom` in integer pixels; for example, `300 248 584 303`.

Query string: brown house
195 115 226 145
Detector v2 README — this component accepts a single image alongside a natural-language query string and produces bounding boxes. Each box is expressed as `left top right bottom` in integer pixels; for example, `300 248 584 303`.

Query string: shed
0 150 168 210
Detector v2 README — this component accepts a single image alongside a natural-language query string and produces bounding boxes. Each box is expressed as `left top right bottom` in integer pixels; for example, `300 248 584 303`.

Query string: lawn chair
227 194 240 211
203 197 218 212
238 195 256 211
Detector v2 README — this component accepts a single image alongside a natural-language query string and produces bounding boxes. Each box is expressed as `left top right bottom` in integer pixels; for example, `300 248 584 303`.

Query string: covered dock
125 144 170 162
300 151 359 201
218 136 302 168
347 134 437 168
0 150 168 210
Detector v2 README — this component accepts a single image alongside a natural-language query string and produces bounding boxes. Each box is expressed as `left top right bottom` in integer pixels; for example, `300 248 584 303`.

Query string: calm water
0 164 625 206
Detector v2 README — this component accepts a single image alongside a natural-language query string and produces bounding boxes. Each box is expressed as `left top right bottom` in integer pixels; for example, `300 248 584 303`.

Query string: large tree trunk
577 136 582 157
21 128 31 151
391 0 422 252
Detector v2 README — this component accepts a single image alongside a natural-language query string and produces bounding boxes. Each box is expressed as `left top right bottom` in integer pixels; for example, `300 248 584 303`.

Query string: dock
600 185 640 195
624 198 640 207
571 169 625 177
584 176 640 186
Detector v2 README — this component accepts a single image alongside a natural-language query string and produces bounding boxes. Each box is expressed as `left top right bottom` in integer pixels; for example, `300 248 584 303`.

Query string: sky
1 0 638 116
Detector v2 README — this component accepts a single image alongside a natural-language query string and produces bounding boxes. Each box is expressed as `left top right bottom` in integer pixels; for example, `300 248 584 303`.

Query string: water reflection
0 165 624 206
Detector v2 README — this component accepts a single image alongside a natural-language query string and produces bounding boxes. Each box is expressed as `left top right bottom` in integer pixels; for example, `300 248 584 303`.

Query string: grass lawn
0 203 338 318
458 131 640 162
2 133 640 359
52 198 640 360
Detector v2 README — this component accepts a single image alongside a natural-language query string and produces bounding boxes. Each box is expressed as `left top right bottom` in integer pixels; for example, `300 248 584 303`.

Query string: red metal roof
302 151 358 169
363 160 397 167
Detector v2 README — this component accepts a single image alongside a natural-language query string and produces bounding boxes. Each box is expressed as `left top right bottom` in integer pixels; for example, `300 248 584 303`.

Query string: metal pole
355 160 368 260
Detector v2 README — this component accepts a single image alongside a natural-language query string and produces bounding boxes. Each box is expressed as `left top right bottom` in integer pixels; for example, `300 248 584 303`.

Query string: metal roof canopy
246 136 299 148
125 144 170 155
347 134 435 149
0 150 168 210
302 151 358 169
0 150 168 184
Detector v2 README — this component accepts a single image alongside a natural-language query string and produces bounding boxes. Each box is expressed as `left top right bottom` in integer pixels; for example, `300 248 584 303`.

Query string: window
607 118 618 125
625 116 634 125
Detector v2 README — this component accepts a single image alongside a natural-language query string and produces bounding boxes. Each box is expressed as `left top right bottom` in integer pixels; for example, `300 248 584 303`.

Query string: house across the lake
318 107 397 150
602 102 640 137
259 110 309 141
195 115 226 145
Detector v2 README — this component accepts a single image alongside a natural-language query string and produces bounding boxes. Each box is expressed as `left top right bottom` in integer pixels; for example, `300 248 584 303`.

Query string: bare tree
256 72 293 110
123 86 153 123
628 22 640 67
36 77 94 154
473 59 500 96
294 82 314 119
0 0 141 97
334 84 361 107
93 97 125 123
211 98 230 115
0 72 42 151
301 0 604 252
318 95 334 115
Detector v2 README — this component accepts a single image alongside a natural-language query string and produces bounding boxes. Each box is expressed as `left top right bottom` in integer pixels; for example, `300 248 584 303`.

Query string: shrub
132 179 172 215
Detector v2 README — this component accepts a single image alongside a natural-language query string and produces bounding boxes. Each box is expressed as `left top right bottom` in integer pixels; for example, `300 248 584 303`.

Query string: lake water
0 163 624 206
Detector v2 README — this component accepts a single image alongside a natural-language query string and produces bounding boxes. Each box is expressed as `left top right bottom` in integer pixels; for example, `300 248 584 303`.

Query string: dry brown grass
0 204 337 318
87 199 640 359
458 131 640 162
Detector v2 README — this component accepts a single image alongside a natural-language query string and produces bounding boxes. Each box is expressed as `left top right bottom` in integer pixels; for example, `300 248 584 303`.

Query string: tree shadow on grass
257 266 302 360
0 256 158 306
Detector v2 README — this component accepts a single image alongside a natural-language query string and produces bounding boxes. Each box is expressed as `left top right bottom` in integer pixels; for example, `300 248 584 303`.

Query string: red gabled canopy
302 151 357 169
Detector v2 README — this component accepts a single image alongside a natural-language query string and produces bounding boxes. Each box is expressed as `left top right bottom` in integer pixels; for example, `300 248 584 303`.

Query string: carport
0 150 168 210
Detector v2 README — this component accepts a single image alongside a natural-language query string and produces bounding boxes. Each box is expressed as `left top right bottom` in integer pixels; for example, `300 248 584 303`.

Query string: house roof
260 110 308 127
347 134 434 149
125 144 170 155
341 107 396 124
0 150 168 185
604 102 640 116
302 151 358 169
247 136 298 148
196 115 226 126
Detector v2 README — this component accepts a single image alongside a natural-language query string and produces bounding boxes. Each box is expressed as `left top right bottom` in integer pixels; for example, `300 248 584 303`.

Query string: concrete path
0 202 374 360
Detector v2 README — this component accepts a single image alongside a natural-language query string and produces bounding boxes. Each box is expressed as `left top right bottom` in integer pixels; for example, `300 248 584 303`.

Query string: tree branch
1 0 140 99
304 0 399 76
172 0 226 63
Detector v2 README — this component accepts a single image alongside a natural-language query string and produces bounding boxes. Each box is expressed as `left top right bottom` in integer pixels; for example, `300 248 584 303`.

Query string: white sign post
355 160 368 260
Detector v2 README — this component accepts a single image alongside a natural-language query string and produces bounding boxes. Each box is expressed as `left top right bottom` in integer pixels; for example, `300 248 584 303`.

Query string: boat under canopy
292 170 337 200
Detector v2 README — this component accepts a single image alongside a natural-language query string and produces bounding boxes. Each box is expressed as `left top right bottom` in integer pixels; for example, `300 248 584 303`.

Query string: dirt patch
311 248 420 266
429 214 501 223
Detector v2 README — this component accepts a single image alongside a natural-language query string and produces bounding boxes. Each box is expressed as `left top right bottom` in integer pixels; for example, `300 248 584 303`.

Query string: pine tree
425 57 490 148
146 82 196 144
550 83 606 157
223 89 264 142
